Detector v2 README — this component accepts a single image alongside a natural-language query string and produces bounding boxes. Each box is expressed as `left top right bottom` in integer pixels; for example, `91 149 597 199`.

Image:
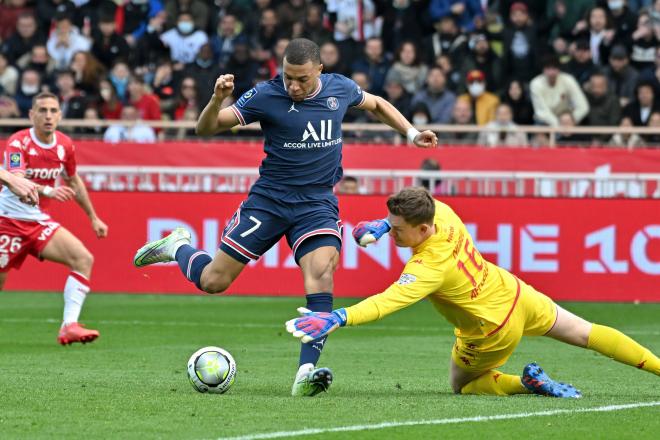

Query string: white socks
62 272 90 326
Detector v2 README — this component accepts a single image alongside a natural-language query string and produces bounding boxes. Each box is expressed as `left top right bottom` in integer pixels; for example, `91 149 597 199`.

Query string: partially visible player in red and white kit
0 92 108 345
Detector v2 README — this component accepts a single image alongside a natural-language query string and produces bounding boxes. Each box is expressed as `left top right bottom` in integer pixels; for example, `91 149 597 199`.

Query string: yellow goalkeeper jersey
346 200 520 338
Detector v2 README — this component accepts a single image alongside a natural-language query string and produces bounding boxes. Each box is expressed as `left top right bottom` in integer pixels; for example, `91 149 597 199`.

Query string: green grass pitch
1 292 658 439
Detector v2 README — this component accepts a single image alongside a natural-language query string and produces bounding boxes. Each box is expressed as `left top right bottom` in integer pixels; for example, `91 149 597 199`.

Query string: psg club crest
326 97 339 111
57 145 65 161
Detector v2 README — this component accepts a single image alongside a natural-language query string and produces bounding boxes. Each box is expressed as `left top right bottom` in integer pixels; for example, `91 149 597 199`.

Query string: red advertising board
4 193 659 302
68 140 660 172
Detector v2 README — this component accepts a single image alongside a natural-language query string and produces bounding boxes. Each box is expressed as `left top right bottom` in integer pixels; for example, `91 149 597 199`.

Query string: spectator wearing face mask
160 12 209 65
410 103 433 127
605 0 638 45
164 0 209 33
457 69 499 125
411 67 456 123
459 33 501 93
97 79 123 120
15 68 42 117
183 44 222 112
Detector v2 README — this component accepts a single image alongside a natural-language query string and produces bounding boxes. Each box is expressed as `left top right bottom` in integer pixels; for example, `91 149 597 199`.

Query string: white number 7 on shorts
240 216 262 238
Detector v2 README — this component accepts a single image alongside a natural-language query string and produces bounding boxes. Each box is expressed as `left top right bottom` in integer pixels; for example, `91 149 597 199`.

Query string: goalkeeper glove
285 307 347 343
352 218 391 247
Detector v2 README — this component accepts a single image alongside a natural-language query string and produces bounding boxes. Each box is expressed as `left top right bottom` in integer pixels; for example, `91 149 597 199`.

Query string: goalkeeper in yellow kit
285 187 660 397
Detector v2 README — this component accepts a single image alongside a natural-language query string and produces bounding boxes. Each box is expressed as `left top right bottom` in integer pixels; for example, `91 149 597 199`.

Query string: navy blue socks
175 245 212 290
299 292 333 367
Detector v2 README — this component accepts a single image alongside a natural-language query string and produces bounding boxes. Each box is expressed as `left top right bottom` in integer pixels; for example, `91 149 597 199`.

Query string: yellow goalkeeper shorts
451 276 558 373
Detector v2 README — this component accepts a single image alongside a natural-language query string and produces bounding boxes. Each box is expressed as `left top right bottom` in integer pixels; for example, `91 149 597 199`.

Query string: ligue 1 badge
327 97 339 111
9 152 21 168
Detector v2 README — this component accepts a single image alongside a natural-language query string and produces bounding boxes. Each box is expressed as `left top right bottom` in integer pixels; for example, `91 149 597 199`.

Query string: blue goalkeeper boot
522 362 582 398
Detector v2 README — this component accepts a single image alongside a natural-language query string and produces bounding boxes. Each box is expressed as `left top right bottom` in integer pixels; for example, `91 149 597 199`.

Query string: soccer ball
187 346 237 394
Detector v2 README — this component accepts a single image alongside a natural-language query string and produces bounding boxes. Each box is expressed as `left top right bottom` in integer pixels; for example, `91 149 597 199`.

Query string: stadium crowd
0 0 659 146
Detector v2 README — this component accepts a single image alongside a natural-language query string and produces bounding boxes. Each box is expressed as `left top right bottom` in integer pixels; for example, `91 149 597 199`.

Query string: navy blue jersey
230 73 365 195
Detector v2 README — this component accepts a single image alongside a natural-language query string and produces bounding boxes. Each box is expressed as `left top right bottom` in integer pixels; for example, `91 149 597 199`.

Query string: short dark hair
284 38 320 65
542 54 561 69
32 92 59 108
387 187 435 226
55 69 75 78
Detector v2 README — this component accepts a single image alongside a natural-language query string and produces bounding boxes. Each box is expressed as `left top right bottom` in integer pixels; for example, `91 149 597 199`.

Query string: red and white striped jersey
0 128 77 221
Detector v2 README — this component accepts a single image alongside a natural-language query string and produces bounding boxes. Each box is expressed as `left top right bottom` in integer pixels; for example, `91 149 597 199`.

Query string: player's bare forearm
359 93 438 147
67 174 97 220
67 174 108 237
196 96 225 136
365 95 413 136
196 74 240 136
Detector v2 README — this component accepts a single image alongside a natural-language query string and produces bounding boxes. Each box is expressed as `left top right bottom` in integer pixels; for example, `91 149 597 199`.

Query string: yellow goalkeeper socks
587 324 660 376
460 370 531 396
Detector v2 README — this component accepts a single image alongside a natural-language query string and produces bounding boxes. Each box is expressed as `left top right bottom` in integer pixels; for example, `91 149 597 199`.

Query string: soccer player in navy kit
134 38 438 396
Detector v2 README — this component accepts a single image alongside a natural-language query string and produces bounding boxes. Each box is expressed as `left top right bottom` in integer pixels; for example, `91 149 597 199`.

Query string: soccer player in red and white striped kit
0 92 108 345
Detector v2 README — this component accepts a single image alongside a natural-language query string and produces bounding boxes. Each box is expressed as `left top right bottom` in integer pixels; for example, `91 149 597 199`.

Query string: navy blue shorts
220 192 343 265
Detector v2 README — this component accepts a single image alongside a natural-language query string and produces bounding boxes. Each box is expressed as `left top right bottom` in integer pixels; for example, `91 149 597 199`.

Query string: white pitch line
1 318 658 335
215 401 660 440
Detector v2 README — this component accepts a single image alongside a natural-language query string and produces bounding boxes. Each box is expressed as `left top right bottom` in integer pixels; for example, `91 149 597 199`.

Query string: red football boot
57 323 100 345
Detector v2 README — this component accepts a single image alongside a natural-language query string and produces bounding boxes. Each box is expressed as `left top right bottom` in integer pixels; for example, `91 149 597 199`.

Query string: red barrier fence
71 141 660 172
5 193 659 302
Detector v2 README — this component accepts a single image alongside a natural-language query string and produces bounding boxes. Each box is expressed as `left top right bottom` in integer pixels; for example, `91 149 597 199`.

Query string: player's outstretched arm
0 169 39 205
286 271 435 343
64 174 108 238
195 74 241 136
286 307 348 343
357 92 438 148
